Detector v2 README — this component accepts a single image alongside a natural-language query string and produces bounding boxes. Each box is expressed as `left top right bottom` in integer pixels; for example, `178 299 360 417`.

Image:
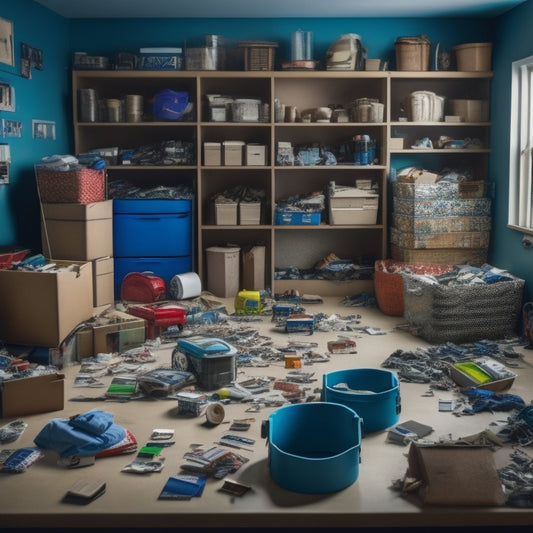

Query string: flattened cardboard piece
406 443 506 506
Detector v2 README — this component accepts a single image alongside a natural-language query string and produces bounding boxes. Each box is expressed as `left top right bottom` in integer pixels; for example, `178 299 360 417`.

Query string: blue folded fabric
34 409 126 457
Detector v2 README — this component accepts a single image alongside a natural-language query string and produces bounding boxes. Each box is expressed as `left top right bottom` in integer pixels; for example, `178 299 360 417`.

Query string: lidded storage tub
262 402 362 493
322 368 401 433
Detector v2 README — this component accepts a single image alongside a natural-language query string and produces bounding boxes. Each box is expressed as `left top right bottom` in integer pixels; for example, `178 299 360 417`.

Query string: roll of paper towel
169 272 202 300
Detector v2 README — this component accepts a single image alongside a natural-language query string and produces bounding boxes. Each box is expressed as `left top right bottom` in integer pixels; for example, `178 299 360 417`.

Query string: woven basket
374 259 454 316
36 168 106 204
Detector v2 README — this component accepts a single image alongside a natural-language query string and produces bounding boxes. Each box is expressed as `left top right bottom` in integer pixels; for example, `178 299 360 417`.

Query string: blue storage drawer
114 212 192 256
114 256 192 297
113 199 192 214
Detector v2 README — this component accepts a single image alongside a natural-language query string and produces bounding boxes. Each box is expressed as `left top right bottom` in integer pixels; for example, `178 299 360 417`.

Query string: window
509 54 533 235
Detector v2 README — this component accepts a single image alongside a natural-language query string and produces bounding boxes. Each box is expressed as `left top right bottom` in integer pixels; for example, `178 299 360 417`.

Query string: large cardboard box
0 261 93 347
93 256 114 307
41 200 113 261
92 310 145 354
0 373 64 418
242 245 265 291
205 246 240 297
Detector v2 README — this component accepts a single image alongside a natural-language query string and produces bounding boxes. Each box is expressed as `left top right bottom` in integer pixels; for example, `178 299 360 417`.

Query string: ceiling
35 0 527 19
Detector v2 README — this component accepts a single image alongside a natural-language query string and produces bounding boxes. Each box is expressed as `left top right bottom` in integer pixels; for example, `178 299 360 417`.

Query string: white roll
169 272 202 300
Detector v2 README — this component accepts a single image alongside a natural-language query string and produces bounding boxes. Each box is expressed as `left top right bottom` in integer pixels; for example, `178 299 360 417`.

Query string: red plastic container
120 272 166 303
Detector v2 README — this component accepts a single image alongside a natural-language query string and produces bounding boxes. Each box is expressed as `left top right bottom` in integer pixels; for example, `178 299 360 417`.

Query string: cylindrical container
169 272 202 300
291 30 313 61
106 98 122 122
321 368 401 433
264 402 362 494
125 94 143 123
78 88 97 122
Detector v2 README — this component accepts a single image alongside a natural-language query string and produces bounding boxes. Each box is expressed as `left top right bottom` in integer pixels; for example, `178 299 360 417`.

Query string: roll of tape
169 272 202 300
206 402 225 425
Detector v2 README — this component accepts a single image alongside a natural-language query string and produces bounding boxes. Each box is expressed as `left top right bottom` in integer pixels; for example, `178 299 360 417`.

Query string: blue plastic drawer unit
113 199 193 299
113 199 192 256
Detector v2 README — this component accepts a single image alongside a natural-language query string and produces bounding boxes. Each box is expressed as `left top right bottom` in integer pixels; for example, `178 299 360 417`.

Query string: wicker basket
395 35 431 71
239 41 278 71
374 259 454 316
36 168 106 204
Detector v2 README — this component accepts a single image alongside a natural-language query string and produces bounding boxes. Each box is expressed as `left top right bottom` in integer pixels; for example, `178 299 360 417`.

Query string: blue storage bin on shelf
321 368 401 433
274 210 321 225
262 402 362 494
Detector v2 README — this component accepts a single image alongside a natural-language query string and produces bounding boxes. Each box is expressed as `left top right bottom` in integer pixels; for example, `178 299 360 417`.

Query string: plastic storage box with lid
205 246 240 297
138 47 183 70
172 336 237 390
112 199 193 297
329 185 379 225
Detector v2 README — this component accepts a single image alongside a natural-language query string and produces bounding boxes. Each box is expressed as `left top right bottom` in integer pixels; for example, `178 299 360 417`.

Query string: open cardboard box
0 260 93 347
0 373 64 418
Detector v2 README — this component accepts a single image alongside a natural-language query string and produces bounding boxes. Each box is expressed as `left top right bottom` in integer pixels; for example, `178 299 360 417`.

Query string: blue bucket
321 368 401 433
264 402 361 494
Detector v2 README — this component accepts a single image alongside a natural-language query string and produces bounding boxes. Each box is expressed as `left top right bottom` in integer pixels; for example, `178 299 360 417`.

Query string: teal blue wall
490 0 533 299
0 0 70 251
68 17 495 70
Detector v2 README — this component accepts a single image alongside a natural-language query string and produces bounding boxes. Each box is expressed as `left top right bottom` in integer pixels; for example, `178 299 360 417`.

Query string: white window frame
509 54 533 235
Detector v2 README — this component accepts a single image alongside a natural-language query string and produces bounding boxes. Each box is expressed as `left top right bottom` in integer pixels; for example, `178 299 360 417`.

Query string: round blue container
321 368 401 433
266 402 361 494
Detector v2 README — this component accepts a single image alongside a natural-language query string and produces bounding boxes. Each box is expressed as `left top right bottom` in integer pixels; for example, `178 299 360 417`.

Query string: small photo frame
0 18 14 67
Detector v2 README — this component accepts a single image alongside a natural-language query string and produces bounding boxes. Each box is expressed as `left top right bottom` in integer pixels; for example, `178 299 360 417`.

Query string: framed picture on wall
0 18 14 67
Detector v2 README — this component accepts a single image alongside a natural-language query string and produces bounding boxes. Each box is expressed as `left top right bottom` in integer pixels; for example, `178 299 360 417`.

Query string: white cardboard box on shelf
215 201 238 225
223 140 245 166
239 201 261 225
329 186 379 225
245 143 266 165
204 142 222 166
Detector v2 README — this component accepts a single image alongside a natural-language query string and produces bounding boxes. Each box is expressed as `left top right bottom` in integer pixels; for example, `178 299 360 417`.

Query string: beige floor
1 295 533 529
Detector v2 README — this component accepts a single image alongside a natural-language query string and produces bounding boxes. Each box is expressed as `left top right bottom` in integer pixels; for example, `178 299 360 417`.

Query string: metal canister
78 88 97 122
125 94 143 122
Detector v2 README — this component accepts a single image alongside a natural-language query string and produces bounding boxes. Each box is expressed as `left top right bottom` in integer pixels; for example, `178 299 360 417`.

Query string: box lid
41 200 113 221
330 187 379 198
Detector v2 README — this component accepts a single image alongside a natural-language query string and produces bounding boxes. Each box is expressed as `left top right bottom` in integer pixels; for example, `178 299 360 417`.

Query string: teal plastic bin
263 402 362 494
321 368 400 433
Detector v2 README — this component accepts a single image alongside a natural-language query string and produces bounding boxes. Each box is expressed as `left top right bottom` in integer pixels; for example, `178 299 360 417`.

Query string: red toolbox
120 272 166 303
127 304 187 339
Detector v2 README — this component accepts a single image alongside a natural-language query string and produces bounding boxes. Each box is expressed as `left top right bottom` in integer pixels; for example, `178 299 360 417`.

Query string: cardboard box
204 142 221 166
92 310 145 354
245 143 266 165
215 201 238 225
239 201 261 225
205 246 240 297
329 206 378 225
93 256 114 307
242 245 265 291
41 200 113 261
390 138 404 150
0 373 64 418
76 326 94 360
223 140 244 166
0 261 93 347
